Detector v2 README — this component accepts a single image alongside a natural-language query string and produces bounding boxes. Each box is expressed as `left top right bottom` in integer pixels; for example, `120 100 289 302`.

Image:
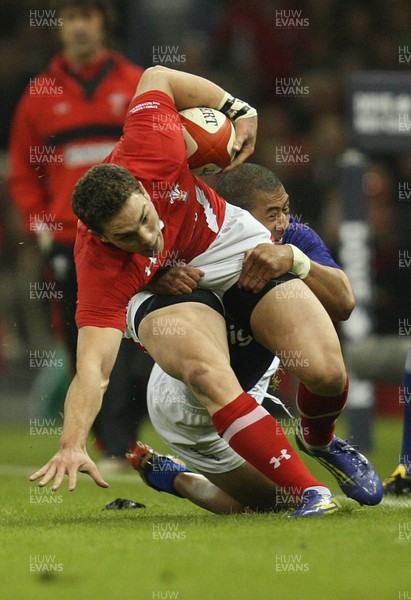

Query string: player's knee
181 359 231 404
182 360 217 396
306 359 347 396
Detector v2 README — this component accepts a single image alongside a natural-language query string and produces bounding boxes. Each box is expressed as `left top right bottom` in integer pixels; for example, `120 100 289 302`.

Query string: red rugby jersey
75 90 226 331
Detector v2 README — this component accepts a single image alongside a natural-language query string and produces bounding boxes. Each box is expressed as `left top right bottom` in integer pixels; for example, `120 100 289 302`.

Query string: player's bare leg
137 301 243 415
138 302 340 516
249 279 382 505
128 441 301 514
249 279 346 396
127 441 244 513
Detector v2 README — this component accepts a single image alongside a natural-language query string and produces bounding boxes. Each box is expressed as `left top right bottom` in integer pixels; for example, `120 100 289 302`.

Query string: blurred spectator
213 0 313 103
364 161 410 335
8 0 148 468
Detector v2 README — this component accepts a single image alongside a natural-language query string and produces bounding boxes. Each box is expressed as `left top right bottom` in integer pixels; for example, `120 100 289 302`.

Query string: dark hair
216 163 283 211
72 164 141 233
50 0 117 33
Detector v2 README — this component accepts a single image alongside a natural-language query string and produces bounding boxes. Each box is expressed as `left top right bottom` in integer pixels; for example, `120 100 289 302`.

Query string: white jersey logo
269 449 291 469
145 257 158 277
170 183 188 204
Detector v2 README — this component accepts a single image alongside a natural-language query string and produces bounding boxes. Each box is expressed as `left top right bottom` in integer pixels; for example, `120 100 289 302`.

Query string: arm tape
287 244 311 279
218 92 257 122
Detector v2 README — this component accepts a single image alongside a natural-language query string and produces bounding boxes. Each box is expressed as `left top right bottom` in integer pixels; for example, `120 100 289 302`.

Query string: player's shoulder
286 215 318 239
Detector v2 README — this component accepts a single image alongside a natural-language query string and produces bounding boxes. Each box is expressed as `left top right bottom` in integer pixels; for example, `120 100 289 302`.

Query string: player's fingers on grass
85 463 109 488
29 464 50 482
50 464 68 491
65 467 79 492
38 463 58 487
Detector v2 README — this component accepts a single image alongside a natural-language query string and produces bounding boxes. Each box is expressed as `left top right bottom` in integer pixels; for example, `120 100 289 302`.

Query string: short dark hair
50 0 117 33
216 163 283 211
72 164 141 233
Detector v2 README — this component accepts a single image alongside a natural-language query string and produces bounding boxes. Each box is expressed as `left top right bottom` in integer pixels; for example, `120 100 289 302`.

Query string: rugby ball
179 107 236 176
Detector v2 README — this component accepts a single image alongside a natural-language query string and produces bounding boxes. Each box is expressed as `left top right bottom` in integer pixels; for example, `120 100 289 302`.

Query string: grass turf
0 417 410 600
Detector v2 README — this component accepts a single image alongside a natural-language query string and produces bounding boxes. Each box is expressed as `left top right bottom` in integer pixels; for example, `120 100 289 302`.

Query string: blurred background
0 0 410 451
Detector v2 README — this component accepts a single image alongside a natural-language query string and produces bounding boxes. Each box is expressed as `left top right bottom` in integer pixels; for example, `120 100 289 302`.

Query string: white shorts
147 357 280 474
125 203 271 343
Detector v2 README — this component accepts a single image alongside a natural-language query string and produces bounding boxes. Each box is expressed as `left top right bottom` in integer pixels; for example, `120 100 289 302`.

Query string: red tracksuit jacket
9 51 144 244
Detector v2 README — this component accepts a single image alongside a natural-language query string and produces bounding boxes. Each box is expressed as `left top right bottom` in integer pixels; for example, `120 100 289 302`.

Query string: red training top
9 51 143 244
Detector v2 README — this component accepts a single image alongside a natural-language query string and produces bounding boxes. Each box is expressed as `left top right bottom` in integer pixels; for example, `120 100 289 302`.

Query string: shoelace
333 439 369 473
253 384 294 420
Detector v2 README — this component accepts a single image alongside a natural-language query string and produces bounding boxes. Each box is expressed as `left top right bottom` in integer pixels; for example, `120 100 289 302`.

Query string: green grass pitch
1 417 410 600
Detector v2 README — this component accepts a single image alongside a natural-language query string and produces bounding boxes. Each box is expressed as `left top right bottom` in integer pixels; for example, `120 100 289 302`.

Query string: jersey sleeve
74 228 149 331
109 90 188 180
283 216 340 269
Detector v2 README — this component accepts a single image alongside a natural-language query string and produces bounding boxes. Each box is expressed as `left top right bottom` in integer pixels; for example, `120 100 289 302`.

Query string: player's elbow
329 291 355 321
138 65 171 87
340 296 356 321
331 273 356 321
339 281 356 320
144 65 171 76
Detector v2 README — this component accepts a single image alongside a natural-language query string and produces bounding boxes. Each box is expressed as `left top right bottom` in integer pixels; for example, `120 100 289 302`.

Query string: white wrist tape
218 92 257 122
287 244 311 279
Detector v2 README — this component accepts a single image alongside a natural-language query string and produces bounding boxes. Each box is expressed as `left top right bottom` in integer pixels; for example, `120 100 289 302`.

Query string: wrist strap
218 92 257 122
287 244 311 279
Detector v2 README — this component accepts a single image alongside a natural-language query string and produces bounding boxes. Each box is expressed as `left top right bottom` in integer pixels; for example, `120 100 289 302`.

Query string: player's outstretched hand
147 265 205 295
238 243 293 293
223 116 257 172
29 447 109 492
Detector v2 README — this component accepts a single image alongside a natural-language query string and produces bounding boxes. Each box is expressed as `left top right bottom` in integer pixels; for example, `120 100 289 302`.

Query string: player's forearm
137 66 226 111
58 326 122 448
59 371 105 449
137 65 257 116
303 263 355 321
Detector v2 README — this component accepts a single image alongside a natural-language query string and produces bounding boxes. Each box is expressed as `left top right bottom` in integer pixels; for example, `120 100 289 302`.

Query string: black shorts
223 272 297 331
134 289 224 337
134 272 296 338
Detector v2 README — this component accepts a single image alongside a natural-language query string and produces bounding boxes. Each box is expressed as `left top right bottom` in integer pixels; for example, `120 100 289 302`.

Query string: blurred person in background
8 0 149 472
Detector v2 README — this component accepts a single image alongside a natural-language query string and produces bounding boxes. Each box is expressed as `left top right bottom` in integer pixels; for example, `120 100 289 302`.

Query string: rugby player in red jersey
30 67 382 513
